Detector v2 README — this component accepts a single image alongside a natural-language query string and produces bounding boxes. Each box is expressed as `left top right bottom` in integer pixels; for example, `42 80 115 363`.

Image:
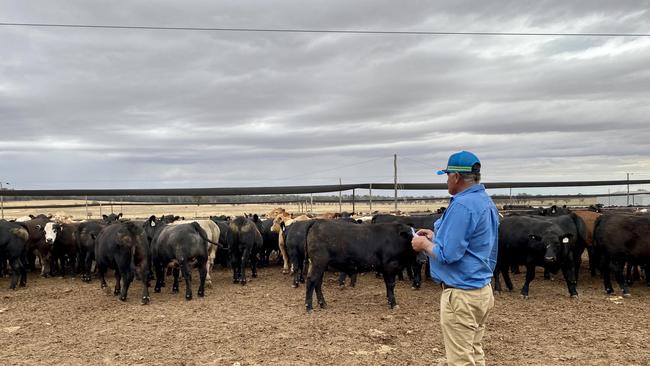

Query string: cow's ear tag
151 221 156 227
562 237 569 244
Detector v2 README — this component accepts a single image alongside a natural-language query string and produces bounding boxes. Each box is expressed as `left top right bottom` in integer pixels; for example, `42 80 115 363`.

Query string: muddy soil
1 263 649 365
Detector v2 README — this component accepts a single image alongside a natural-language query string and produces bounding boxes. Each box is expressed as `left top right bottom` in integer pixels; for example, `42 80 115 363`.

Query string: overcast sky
1 1 649 196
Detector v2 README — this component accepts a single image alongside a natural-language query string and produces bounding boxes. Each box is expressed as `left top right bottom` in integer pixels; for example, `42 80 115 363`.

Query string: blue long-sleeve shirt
429 184 499 289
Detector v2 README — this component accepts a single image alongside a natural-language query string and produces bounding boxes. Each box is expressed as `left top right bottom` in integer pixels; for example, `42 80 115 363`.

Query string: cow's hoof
306 308 313 314
19 282 26 288
521 295 529 300
233 279 239 284
252 273 257 278
282 269 289 274
154 287 161 293
319 302 327 309
606 288 614 295
119 295 127 302
338 284 345 289
205 281 212 289
113 289 120 296
240 280 247 286
185 294 193 301
198 290 205 297
291 283 298 288
570 294 578 299
172 288 179 294
141 296 150 305
623 292 632 298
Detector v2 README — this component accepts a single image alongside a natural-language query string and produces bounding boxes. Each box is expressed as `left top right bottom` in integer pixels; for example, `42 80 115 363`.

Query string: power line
1 22 649 37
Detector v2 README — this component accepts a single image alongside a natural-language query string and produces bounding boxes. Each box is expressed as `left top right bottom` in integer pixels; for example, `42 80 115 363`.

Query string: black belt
440 282 457 290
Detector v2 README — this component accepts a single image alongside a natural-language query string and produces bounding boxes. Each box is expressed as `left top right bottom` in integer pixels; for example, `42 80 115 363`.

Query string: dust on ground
1 262 648 366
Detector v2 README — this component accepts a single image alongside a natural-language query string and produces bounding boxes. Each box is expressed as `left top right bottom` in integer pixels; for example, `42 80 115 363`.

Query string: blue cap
436 151 481 175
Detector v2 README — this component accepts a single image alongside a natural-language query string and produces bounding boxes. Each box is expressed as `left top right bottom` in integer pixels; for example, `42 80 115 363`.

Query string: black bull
304 221 420 311
594 214 650 296
494 215 578 298
371 214 441 288
94 221 151 304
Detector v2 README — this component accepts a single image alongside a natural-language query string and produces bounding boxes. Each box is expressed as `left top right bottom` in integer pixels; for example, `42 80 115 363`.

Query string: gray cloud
1 1 650 194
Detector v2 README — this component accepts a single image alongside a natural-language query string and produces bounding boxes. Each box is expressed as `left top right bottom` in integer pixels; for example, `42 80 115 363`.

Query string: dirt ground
1 260 649 366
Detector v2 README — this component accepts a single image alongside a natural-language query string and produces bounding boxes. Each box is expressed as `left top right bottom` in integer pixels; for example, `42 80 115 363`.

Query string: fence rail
2 179 650 197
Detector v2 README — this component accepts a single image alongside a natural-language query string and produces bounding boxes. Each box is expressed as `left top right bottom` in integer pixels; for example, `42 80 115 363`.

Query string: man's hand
415 229 433 240
412 235 434 257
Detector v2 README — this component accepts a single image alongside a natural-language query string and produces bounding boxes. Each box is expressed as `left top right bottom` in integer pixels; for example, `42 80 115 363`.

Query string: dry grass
1 197 596 221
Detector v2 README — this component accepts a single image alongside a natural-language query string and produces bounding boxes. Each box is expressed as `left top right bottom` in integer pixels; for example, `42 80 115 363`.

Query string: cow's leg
314 272 327 309
119 263 133 302
493 268 502 293
561 259 578 298
279 235 290 274
573 245 584 282
98 263 108 290
349 273 357 288
197 258 207 298
38 251 49 278
383 271 398 309
614 261 631 297
172 267 180 293
181 261 193 300
8 257 22 289
510 264 520 274
411 262 422 289
292 266 301 288
586 246 596 277
19 255 27 287
337 272 346 288
239 247 250 285
113 270 122 296
231 252 240 283
84 251 94 282
501 265 514 291
521 263 536 299
397 269 405 281
543 267 551 280
206 245 215 288
305 263 326 312
154 259 164 293
141 273 150 305
602 256 614 294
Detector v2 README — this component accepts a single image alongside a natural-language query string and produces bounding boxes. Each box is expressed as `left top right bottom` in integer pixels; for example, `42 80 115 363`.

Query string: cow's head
44 222 62 245
102 213 123 224
529 233 572 264
143 215 165 242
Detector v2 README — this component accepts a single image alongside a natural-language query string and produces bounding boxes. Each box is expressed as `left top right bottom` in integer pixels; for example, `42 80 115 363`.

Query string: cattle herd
1 204 649 311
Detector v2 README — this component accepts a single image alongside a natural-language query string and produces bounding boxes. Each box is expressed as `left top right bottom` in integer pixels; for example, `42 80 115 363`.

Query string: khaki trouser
440 283 495 366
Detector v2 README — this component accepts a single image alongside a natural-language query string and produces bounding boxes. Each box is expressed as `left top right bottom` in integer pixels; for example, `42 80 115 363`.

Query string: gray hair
458 172 481 183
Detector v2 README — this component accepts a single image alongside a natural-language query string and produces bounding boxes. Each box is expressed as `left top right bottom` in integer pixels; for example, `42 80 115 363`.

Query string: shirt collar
452 183 484 199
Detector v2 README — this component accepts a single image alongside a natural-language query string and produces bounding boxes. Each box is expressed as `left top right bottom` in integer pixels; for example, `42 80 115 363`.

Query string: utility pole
85 196 89 219
352 189 356 214
0 182 8 220
339 178 342 213
369 183 373 213
627 173 630 206
310 193 313 213
394 154 398 213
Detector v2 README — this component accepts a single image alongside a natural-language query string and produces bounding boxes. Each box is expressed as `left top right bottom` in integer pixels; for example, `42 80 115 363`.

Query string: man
411 151 499 366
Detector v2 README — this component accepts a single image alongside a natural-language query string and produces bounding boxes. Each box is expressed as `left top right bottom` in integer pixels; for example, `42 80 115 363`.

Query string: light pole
1 182 10 220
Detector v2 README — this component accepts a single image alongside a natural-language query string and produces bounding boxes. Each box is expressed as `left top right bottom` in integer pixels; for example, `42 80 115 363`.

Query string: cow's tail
302 220 319 276
191 222 229 250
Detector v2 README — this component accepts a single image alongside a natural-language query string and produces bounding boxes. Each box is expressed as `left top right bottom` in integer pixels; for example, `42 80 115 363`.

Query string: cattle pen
2 179 650 365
